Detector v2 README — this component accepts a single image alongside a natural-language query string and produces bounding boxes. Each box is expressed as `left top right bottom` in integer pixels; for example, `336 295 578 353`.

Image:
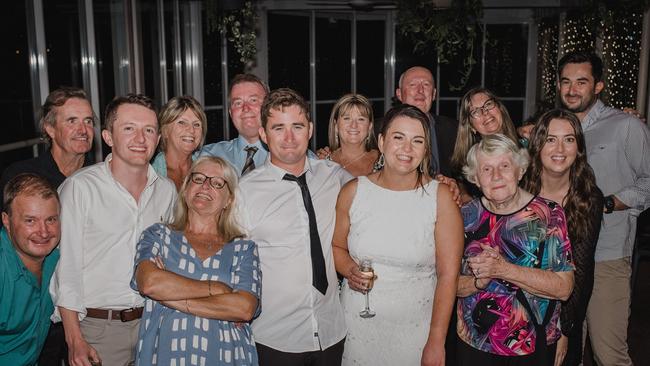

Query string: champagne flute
358 258 376 318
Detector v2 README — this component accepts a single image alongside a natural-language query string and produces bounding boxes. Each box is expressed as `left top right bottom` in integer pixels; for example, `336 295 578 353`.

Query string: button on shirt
0 228 59 365
50 155 176 320
582 100 650 261
239 158 353 353
199 137 267 175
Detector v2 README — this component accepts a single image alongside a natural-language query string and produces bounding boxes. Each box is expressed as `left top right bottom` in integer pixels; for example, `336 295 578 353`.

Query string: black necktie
283 173 329 295
241 146 258 175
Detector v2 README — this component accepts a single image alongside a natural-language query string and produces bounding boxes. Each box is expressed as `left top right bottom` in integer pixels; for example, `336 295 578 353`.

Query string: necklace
336 150 368 169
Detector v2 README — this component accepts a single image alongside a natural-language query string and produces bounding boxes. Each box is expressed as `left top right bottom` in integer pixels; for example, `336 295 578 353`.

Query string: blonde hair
169 156 244 242
159 96 208 152
327 94 375 151
451 87 519 175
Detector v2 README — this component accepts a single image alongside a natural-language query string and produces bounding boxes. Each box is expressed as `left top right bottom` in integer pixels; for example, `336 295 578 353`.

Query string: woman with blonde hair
132 156 261 365
152 96 208 190
317 93 380 176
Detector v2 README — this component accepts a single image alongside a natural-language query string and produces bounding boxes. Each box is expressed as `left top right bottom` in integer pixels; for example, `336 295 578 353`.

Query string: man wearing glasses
199 73 270 176
50 94 176 366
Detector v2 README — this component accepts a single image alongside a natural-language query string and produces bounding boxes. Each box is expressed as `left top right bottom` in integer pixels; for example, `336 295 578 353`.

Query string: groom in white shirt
239 88 352 365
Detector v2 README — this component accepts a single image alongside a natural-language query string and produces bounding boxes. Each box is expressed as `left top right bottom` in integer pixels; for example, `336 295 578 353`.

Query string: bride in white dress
332 104 464 366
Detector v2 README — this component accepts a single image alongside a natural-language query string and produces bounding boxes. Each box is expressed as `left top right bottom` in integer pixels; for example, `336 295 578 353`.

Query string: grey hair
463 134 529 185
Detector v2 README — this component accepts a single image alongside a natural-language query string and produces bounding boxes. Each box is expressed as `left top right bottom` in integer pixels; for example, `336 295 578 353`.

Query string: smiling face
396 67 436 114
102 103 160 169
378 116 427 174
469 92 503 136
230 81 267 143
164 109 203 155
336 105 372 147
260 104 312 175
558 62 604 118
45 98 94 157
183 160 232 218
540 118 578 177
475 151 523 205
2 194 60 265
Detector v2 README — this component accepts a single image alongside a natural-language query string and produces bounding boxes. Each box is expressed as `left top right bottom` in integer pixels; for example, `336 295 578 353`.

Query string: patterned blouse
457 196 574 356
131 223 262 365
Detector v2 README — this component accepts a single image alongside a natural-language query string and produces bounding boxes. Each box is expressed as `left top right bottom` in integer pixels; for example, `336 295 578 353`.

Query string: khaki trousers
585 257 633 366
80 316 140 366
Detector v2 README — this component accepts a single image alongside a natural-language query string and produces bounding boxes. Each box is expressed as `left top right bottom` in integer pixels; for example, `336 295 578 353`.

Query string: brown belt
86 307 144 322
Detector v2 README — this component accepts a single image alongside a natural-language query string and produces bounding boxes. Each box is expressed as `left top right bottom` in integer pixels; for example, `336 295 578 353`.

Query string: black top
560 187 604 336
431 114 458 177
0 150 92 212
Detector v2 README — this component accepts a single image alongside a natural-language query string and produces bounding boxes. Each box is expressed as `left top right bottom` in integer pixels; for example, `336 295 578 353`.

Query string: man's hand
68 337 101 366
316 146 331 160
517 124 534 140
623 107 646 122
554 334 568 366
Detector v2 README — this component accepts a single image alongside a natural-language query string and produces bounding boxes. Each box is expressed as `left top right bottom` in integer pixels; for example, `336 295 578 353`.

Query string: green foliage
397 0 483 90
205 0 258 64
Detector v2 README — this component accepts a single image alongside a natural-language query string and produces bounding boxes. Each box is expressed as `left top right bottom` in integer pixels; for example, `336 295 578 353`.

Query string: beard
561 92 597 114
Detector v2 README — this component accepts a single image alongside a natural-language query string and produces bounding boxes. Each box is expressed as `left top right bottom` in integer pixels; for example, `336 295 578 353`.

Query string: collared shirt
582 99 650 261
198 136 267 175
49 154 176 320
150 151 200 178
0 228 59 365
0 149 92 212
239 158 353 353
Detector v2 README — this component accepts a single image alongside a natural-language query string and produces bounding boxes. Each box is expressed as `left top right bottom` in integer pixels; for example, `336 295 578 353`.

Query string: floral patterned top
457 196 574 356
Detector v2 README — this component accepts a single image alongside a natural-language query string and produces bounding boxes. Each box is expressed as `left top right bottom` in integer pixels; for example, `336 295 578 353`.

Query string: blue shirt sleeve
131 223 166 291
231 240 262 317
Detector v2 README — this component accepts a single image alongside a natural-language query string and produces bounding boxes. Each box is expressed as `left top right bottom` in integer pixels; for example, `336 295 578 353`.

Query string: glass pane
502 100 524 127
357 19 384 98
93 0 116 120
395 30 437 88
268 12 310 98
227 36 245 77
438 27 483 98
316 15 350 100
0 1 34 170
315 103 334 149
438 100 460 120
204 107 225 145
140 0 162 106
485 24 528 97
44 0 83 89
164 3 178 99
202 16 223 107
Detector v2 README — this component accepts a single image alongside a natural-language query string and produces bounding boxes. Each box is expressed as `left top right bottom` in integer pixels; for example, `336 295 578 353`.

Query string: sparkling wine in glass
358 258 376 318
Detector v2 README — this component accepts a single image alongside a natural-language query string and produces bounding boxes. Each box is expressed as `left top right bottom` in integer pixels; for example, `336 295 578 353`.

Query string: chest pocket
588 143 616 185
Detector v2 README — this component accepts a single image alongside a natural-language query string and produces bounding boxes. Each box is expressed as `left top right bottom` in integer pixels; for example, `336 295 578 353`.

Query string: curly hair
522 109 600 244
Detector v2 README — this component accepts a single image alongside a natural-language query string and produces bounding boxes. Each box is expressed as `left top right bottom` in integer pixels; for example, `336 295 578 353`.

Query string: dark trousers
256 338 345 366
37 322 69 366
457 338 556 366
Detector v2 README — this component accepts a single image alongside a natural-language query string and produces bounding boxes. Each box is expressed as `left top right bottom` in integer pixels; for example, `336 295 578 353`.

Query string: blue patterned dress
132 223 261 365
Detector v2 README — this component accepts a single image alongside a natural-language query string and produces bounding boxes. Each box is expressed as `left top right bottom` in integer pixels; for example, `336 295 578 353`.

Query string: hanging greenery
396 0 484 90
205 0 258 65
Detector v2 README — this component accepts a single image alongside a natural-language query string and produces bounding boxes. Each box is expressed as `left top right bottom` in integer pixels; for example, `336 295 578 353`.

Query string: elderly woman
132 156 261 365
333 104 463 365
522 110 603 366
317 93 380 176
450 88 520 202
152 96 208 190
456 134 574 365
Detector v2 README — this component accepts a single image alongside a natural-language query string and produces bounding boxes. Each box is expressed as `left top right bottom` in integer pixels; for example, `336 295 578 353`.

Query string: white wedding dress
341 176 439 366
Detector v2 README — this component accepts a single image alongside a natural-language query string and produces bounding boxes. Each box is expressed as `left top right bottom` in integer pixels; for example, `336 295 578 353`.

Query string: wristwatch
604 195 615 214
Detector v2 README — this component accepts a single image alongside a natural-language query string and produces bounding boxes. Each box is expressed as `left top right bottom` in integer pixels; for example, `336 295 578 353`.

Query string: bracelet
474 276 486 290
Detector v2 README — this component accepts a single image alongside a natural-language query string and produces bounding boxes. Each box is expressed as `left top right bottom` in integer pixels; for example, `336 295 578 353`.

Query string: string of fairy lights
537 7 644 110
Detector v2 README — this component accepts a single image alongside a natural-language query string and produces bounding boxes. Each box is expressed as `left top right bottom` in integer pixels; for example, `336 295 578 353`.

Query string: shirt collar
235 136 264 151
103 153 160 188
265 156 313 181
581 99 605 130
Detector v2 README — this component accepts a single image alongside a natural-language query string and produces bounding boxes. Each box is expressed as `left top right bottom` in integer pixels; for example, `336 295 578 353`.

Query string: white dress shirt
50 154 176 321
239 157 353 353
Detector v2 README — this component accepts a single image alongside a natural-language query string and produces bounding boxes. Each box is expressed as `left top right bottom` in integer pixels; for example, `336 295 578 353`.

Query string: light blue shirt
150 151 200 178
198 137 267 176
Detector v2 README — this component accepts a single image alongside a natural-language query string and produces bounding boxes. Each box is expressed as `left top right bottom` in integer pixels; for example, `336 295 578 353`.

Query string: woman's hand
346 264 374 293
316 146 331 160
421 339 445 366
435 174 461 206
467 244 509 280
554 334 569 366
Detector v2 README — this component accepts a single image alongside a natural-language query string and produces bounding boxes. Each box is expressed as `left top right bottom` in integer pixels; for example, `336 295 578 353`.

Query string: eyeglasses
230 96 262 109
189 172 228 190
469 99 497 119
